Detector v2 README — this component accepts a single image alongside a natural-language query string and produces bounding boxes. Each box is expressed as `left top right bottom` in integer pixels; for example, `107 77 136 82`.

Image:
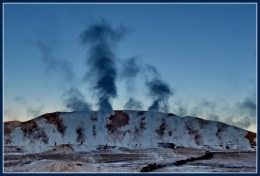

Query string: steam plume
190 100 216 117
121 57 143 110
236 116 252 129
27 106 43 117
231 95 256 129
124 98 143 110
80 19 127 116
176 107 188 117
121 57 141 80
145 64 172 112
208 114 219 121
62 87 91 112
36 42 74 82
236 97 256 118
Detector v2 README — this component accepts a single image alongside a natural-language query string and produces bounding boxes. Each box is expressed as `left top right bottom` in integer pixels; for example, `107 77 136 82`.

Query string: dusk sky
4 3 256 132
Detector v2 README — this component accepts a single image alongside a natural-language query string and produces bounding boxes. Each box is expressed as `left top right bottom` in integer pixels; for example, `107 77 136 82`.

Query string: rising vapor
36 42 74 82
236 97 256 118
121 57 143 109
145 64 172 112
190 100 217 117
62 87 92 112
121 57 141 80
27 106 44 118
208 114 219 121
233 95 256 129
175 106 188 117
124 97 143 110
80 19 128 143
80 19 127 117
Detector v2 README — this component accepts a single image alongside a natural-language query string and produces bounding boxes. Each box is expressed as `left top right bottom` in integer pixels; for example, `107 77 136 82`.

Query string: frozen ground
3 145 256 173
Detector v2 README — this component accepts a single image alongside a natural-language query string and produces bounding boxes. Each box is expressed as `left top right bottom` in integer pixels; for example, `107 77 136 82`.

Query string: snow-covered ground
4 146 256 173
4 110 256 172
4 110 256 153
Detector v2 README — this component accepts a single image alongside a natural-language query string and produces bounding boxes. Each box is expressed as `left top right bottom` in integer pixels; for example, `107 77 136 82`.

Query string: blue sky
4 3 256 132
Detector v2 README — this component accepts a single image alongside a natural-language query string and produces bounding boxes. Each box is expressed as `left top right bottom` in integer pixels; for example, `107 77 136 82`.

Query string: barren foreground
4 145 256 173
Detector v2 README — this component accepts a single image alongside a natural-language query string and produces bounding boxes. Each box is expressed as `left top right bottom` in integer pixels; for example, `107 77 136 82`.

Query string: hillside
4 110 256 153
